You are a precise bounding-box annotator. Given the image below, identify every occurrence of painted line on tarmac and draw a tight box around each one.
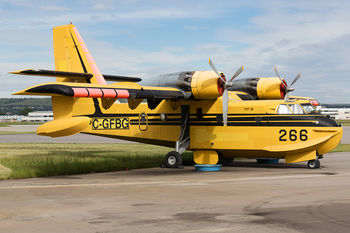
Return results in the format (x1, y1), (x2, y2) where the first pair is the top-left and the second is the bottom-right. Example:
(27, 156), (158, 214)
(0, 173), (349, 189)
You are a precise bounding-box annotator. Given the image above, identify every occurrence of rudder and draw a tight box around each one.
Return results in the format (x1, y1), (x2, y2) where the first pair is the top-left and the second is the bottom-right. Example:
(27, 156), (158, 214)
(53, 24), (107, 85)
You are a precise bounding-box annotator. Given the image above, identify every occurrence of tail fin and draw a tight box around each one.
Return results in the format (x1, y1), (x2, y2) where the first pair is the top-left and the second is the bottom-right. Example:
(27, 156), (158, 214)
(53, 24), (107, 85)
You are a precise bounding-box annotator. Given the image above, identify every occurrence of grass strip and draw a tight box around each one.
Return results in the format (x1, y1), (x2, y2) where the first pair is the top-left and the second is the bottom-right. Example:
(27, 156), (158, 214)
(329, 144), (350, 153)
(0, 131), (36, 135)
(336, 120), (350, 126)
(0, 143), (194, 179)
(0, 122), (42, 127)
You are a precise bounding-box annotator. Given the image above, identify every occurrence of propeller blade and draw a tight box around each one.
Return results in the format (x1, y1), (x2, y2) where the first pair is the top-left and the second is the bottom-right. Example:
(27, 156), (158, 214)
(229, 66), (244, 82)
(222, 89), (228, 126)
(274, 67), (287, 88)
(284, 92), (290, 101)
(208, 58), (221, 77)
(289, 73), (301, 87)
(208, 58), (225, 83)
(274, 67), (281, 79)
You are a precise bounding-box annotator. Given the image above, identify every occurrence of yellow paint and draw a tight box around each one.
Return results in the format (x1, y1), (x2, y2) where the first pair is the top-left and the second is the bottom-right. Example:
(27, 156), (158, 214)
(59, 60), (67, 71)
(257, 77), (283, 99)
(37, 116), (90, 137)
(101, 97), (117, 109)
(285, 150), (316, 163)
(191, 71), (221, 99)
(194, 150), (218, 164)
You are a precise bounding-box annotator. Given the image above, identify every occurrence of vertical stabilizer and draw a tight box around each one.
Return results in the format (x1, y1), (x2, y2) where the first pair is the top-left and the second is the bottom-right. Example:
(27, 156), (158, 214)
(52, 24), (107, 84)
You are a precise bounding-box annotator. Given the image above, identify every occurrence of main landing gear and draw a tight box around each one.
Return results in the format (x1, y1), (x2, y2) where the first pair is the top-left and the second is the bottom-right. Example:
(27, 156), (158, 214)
(165, 151), (183, 168)
(164, 105), (190, 168)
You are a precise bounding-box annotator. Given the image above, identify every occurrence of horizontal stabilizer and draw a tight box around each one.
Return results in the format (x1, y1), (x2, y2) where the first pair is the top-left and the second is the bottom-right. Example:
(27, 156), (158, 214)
(9, 69), (93, 80)
(9, 69), (141, 82)
(103, 74), (141, 82)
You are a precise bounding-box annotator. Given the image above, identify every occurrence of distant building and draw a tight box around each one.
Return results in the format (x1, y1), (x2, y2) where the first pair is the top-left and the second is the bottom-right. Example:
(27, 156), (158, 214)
(21, 111), (53, 122)
(316, 107), (350, 120)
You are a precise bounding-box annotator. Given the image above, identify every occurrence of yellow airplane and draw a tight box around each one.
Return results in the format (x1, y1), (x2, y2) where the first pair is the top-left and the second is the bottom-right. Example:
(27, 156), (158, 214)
(11, 24), (343, 169)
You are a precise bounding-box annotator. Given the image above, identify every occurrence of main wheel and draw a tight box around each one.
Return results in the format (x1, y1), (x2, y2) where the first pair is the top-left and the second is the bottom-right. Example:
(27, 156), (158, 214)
(307, 159), (320, 169)
(165, 151), (182, 168)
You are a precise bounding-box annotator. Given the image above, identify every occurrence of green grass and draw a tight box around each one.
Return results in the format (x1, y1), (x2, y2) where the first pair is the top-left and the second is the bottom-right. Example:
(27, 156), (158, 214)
(0, 143), (194, 180)
(0, 122), (42, 127)
(329, 144), (350, 153)
(0, 131), (36, 135)
(336, 120), (350, 126)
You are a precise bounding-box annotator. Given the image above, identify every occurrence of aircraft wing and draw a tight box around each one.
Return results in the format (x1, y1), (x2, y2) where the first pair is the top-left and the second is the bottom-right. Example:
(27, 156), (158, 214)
(12, 81), (187, 110)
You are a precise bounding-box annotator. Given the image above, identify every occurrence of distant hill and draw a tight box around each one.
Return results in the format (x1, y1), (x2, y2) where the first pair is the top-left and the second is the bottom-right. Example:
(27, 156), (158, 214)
(0, 98), (52, 115)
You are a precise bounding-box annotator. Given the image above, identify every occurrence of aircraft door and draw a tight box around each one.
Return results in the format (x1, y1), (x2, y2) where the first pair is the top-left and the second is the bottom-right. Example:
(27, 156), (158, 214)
(139, 112), (148, 131)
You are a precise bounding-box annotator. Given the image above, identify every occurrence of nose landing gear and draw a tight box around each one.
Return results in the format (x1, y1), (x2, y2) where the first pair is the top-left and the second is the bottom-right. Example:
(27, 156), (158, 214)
(307, 159), (320, 169)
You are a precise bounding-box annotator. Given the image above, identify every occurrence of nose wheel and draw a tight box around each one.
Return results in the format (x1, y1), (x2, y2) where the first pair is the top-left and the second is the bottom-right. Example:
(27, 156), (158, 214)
(307, 159), (320, 169)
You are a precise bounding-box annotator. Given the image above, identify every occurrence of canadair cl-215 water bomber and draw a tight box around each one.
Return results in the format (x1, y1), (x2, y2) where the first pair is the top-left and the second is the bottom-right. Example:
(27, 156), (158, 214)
(11, 24), (343, 169)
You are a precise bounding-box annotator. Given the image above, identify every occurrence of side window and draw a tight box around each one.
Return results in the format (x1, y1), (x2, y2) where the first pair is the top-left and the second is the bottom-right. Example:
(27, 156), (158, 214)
(301, 103), (317, 114)
(289, 104), (304, 114)
(278, 104), (292, 114)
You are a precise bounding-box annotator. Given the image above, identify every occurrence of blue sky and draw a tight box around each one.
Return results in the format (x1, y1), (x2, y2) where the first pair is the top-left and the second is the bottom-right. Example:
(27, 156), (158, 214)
(1, 0), (349, 103)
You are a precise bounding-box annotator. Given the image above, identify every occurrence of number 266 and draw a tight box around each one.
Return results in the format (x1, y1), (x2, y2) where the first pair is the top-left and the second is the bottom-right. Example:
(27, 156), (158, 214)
(279, 129), (308, 141)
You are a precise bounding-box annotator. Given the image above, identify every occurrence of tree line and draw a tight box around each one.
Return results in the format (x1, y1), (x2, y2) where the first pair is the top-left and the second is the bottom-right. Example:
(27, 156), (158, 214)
(0, 98), (52, 116)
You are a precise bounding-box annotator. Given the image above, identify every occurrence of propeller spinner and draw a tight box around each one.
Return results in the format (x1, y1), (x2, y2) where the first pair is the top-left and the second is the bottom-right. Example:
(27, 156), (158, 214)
(208, 58), (244, 126)
(274, 67), (301, 100)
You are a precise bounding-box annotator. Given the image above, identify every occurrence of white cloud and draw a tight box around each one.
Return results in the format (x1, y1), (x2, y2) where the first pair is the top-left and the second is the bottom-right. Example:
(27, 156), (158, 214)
(92, 4), (112, 11)
(184, 26), (198, 30)
(41, 6), (71, 11)
(1, 0), (350, 103)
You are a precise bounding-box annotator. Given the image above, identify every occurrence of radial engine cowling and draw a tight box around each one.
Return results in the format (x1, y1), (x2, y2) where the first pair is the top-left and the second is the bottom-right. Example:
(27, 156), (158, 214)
(191, 71), (223, 99)
(257, 77), (286, 99)
(229, 77), (286, 100)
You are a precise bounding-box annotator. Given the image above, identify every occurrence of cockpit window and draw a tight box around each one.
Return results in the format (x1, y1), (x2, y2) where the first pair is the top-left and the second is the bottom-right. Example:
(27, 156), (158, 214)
(301, 103), (317, 114)
(289, 104), (304, 114)
(278, 104), (292, 114)
(278, 104), (305, 114)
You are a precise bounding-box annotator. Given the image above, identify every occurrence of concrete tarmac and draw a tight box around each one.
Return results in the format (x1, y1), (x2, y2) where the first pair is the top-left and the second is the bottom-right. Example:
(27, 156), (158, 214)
(0, 125), (134, 143)
(0, 152), (350, 233)
(0, 125), (349, 232)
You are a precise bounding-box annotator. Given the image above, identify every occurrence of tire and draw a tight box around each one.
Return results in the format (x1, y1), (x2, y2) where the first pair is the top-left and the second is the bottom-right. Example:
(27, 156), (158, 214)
(165, 151), (182, 168)
(307, 159), (320, 169)
(218, 157), (234, 165)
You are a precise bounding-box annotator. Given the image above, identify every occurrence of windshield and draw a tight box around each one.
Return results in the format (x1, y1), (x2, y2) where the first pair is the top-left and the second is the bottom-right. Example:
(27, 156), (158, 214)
(278, 104), (292, 114)
(301, 103), (317, 114)
(289, 104), (304, 114)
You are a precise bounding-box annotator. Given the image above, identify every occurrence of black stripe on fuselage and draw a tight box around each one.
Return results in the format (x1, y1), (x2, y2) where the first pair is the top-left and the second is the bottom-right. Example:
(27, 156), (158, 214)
(80, 112), (338, 128)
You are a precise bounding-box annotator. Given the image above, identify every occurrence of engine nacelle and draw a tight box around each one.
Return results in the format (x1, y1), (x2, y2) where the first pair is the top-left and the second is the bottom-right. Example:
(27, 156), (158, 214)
(257, 77), (286, 99)
(229, 77), (285, 100)
(191, 71), (222, 99)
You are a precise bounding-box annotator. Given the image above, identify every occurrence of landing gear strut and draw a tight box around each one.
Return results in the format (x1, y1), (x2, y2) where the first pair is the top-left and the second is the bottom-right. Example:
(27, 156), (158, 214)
(307, 159), (320, 169)
(164, 105), (190, 168)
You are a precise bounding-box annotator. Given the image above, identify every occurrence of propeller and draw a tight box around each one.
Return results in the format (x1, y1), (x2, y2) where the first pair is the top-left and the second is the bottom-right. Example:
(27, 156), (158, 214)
(208, 58), (244, 126)
(274, 67), (301, 100)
